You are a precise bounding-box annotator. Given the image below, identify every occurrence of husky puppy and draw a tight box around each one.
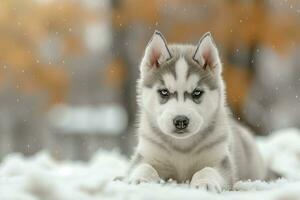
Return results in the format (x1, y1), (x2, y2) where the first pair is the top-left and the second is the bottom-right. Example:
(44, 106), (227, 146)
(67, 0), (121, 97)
(128, 31), (266, 192)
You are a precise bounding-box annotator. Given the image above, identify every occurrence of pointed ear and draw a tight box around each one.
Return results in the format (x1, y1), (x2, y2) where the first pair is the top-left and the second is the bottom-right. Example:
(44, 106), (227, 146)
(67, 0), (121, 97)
(193, 32), (222, 75)
(140, 30), (172, 77)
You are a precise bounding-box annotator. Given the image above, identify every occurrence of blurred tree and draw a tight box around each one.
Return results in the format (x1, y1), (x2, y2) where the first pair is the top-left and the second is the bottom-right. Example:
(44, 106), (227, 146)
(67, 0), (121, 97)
(0, 0), (113, 158)
(0, 0), (94, 106)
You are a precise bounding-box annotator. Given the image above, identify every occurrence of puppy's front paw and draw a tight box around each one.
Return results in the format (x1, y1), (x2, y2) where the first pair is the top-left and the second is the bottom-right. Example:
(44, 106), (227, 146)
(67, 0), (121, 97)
(128, 163), (161, 184)
(190, 179), (222, 193)
(190, 167), (225, 193)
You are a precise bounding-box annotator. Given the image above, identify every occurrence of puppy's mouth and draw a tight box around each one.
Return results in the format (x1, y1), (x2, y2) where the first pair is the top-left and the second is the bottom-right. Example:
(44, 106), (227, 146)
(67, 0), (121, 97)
(170, 129), (194, 139)
(174, 129), (188, 134)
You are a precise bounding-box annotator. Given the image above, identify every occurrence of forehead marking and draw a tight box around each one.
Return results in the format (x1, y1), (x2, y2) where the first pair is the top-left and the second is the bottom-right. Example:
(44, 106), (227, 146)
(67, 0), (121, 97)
(175, 57), (189, 85)
(173, 57), (188, 101)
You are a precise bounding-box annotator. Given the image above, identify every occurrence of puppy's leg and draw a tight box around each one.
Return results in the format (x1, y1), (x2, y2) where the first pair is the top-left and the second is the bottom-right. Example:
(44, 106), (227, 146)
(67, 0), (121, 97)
(128, 163), (161, 184)
(190, 167), (226, 193)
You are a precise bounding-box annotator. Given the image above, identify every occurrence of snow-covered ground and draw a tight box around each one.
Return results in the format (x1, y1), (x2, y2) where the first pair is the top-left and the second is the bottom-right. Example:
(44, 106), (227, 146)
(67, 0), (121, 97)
(1, 128), (300, 200)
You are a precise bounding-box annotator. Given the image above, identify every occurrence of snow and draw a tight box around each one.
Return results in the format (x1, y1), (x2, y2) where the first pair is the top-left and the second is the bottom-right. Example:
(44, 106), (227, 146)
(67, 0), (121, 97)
(1, 128), (300, 199)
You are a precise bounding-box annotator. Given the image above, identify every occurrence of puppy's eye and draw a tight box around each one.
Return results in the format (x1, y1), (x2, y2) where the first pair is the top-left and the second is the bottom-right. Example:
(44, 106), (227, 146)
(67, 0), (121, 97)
(158, 89), (170, 98)
(192, 89), (204, 99)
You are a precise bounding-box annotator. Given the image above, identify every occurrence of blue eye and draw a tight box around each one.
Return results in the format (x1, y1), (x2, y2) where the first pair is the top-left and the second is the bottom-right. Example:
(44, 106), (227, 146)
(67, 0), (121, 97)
(158, 89), (170, 98)
(192, 89), (204, 99)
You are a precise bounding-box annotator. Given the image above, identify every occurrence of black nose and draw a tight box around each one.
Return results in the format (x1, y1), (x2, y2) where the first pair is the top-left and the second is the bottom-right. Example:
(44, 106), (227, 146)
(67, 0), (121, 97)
(173, 115), (189, 131)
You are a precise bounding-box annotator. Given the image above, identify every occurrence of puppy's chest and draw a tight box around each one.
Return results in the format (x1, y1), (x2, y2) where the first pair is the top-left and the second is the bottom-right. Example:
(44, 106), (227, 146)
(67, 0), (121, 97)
(150, 150), (219, 182)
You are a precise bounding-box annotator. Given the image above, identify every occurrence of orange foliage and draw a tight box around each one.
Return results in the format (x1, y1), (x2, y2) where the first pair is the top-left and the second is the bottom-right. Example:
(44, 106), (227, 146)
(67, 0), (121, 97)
(0, 0), (94, 106)
(113, 0), (159, 28)
(104, 58), (126, 88)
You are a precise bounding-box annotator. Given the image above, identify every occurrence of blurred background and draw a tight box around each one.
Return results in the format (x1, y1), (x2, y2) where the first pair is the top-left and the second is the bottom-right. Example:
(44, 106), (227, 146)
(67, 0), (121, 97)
(0, 0), (300, 160)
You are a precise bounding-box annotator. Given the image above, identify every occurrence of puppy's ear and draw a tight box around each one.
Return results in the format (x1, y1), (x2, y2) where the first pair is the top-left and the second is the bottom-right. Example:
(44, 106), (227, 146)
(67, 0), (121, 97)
(140, 30), (172, 77)
(193, 32), (221, 75)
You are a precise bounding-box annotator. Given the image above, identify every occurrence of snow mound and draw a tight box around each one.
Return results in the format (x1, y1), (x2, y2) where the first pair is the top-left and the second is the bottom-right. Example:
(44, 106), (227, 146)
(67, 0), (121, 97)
(1, 128), (300, 200)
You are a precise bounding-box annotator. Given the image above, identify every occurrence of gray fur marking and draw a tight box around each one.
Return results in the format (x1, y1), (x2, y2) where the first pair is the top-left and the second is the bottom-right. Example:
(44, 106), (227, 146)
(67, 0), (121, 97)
(185, 57), (218, 91)
(159, 91), (178, 104)
(184, 91), (202, 104)
(219, 155), (234, 186)
(220, 156), (230, 169)
(194, 134), (227, 154)
(143, 58), (178, 88)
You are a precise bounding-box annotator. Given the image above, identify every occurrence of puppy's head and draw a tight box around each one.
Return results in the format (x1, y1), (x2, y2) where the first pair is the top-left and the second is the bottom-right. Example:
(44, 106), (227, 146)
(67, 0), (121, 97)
(138, 31), (224, 139)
